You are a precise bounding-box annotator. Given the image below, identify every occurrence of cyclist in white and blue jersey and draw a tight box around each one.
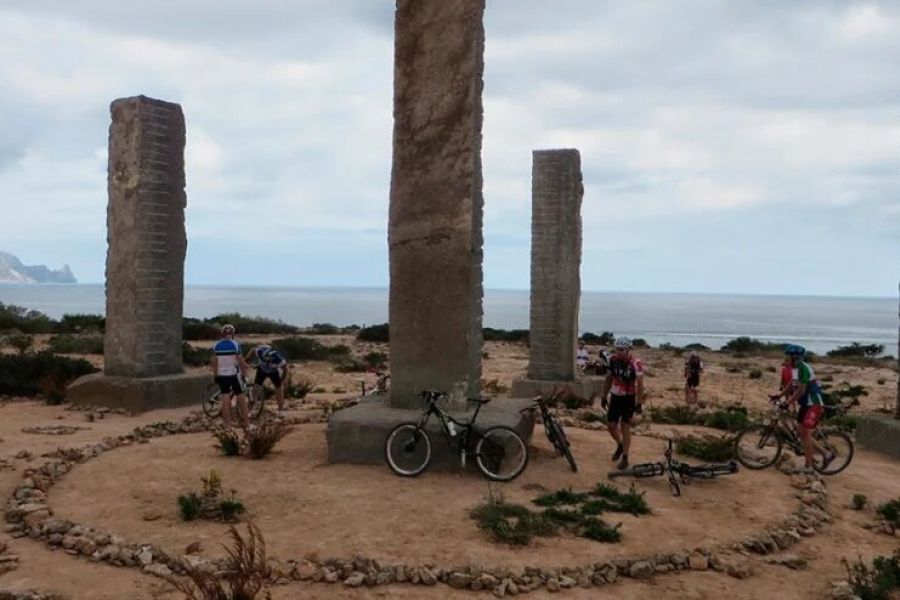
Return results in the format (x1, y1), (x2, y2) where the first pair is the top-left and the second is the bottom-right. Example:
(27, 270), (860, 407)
(248, 344), (290, 413)
(211, 324), (249, 428)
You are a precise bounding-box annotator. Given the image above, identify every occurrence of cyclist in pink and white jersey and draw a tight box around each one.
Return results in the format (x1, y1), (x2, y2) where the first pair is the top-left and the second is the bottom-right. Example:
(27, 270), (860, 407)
(599, 336), (645, 469)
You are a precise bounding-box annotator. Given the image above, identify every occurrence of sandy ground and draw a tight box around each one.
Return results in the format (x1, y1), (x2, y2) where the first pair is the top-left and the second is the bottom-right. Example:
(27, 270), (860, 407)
(0, 338), (898, 599)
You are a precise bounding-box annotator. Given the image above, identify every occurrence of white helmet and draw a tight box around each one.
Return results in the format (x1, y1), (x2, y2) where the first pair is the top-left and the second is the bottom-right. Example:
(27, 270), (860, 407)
(614, 336), (633, 350)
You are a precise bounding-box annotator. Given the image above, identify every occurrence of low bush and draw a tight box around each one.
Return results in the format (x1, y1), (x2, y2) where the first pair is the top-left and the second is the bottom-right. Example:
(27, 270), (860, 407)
(748, 369), (763, 379)
(721, 337), (783, 354)
(245, 418), (294, 459)
(3, 333), (34, 355)
(470, 489), (558, 546)
(632, 338), (650, 348)
(212, 427), (242, 457)
(182, 318), (222, 341)
(307, 322), (339, 335)
(684, 343), (711, 351)
(588, 483), (650, 516)
(0, 303), (54, 334)
(828, 343), (884, 359)
(482, 328), (529, 343)
(582, 331), (615, 346)
(271, 336), (346, 361)
(178, 470), (246, 524)
(178, 492), (203, 521)
(47, 334), (104, 355)
(56, 313), (105, 333)
(876, 499), (900, 529)
(533, 488), (588, 507)
(648, 404), (751, 432)
(362, 351), (388, 369)
(0, 351), (98, 399)
(843, 548), (900, 600)
(166, 521), (272, 600)
(852, 494), (868, 511)
(579, 517), (622, 543)
(182, 342), (212, 367)
(357, 323), (389, 343)
(285, 377), (314, 399)
(675, 433), (737, 461)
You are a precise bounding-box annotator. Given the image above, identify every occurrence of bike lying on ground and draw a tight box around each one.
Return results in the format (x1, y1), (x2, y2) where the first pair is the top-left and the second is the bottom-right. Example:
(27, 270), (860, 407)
(385, 390), (529, 481)
(735, 396), (853, 475)
(202, 372), (265, 420)
(608, 439), (739, 497)
(521, 390), (577, 472)
(360, 371), (391, 397)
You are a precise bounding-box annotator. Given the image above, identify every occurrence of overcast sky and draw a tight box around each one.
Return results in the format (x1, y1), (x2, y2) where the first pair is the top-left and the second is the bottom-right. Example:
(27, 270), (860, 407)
(0, 1), (897, 296)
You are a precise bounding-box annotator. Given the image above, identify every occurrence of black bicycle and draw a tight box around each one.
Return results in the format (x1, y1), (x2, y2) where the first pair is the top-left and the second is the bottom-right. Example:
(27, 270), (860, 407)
(609, 439), (739, 497)
(202, 372), (265, 420)
(735, 397), (854, 475)
(521, 390), (577, 472)
(385, 390), (529, 481)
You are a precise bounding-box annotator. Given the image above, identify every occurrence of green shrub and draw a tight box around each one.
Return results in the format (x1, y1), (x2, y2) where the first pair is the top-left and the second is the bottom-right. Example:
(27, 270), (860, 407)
(703, 407), (751, 432)
(843, 549), (900, 600)
(213, 428), (242, 456)
(684, 343), (710, 351)
(470, 490), (558, 546)
(721, 337), (782, 354)
(852, 494), (868, 511)
(579, 517), (622, 543)
(676, 433), (737, 461)
(56, 314), (105, 333)
(47, 334), (104, 354)
(828, 343), (884, 359)
(482, 328), (529, 343)
(357, 323), (389, 343)
(541, 507), (584, 525)
(3, 333), (34, 355)
(0, 303), (54, 334)
(588, 483), (650, 516)
(361, 351), (388, 369)
(182, 318), (221, 341)
(766, 366), (777, 373)
(219, 498), (246, 522)
(632, 338), (650, 348)
(285, 377), (314, 399)
(748, 369), (763, 379)
(876, 499), (900, 528)
(648, 405), (705, 426)
(209, 313), (297, 335)
(582, 331), (615, 346)
(182, 342), (212, 367)
(332, 356), (367, 373)
(0, 351), (98, 398)
(271, 336), (330, 361)
(580, 411), (607, 424)
(533, 488), (588, 507)
(245, 419), (293, 459)
(308, 322), (339, 334)
(178, 492), (203, 521)
(827, 414), (860, 431)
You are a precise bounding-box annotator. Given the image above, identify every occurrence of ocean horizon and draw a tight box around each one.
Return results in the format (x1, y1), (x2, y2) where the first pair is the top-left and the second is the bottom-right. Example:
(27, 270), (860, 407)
(1, 283), (896, 356)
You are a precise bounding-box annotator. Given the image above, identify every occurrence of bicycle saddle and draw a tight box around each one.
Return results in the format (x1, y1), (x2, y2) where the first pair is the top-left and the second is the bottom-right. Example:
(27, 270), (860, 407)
(467, 396), (492, 405)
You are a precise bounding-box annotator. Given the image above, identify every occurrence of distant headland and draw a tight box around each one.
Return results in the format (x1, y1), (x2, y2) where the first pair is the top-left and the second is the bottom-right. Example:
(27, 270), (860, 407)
(0, 251), (76, 284)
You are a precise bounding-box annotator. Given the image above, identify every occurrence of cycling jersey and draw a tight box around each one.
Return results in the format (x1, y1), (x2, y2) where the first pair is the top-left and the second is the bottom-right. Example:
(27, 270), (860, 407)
(254, 347), (287, 374)
(608, 355), (644, 395)
(576, 348), (590, 367)
(793, 361), (823, 407)
(213, 339), (242, 376)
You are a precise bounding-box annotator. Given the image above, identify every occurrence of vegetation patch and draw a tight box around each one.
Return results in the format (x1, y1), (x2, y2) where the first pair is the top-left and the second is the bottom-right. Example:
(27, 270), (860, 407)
(177, 470), (246, 523)
(675, 433), (737, 461)
(357, 323), (389, 343)
(271, 336), (348, 361)
(828, 343), (884, 359)
(182, 342), (212, 367)
(876, 499), (900, 529)
(0, 351), (98, 400)
(47, 334), (104, 355)
(245, 418), (294, 459)
(843, 548), (900, 600)
(482, 328), (529, 343)
(648, 404), (751, 432)
(852, 494), (868, 511)
(581, 331), (615, 346)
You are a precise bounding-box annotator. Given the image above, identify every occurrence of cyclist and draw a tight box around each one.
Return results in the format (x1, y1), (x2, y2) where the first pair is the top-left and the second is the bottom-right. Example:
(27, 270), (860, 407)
(771, 344), (831, 472)
(599, 336), (645, 470)
(683, 351), (703, 405)
(211, 324), (250, 428)
(247, 344), (290, 413)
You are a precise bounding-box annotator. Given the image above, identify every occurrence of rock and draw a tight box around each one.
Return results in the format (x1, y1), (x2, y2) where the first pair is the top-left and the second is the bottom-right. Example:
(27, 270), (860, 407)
(655, 564), (673, 573)
(323, 568), (339, 583)
(768, 554), (807, 570)
(144, 563), (173, 577)
(506, 579), (519, 595)
(629, 560), (655, 579)
(142, 511), (163, 522)
(61, 535), (77, 550)
(478, 573), (499, 588)
(726, 561), (753, 580)
(798, 527), (816, 537)
(559, 575), (576, 588)
(577, 573), (592, 587)
(24, 509), (50, 530)
(420, 568), (437, 586)
(75, 538), (97, 556)
(184, 541), (203, 555)
(449, 572), (474, 589)
(688, 553), (709, 571)
(268, 559), (294, 580)
(137, 548), (153, 566)
(296, 561), (317, 580)
(344, 572), (365, 587)
(771, 529), (798, 550)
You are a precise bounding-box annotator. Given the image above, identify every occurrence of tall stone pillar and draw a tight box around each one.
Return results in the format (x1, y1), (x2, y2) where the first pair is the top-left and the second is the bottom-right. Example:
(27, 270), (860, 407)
(511, 149), (585, 398)
(104, 96), (186, 377)
(388, 0), (485, 407)
(67, 95), (209, 412)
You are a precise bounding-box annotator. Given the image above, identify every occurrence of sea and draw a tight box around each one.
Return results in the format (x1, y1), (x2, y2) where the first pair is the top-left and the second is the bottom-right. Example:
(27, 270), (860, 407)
(0, 284), (895, 357)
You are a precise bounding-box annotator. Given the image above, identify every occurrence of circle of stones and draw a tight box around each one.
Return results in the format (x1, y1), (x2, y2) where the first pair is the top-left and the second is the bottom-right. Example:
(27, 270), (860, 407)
(3, 412), (833, 596)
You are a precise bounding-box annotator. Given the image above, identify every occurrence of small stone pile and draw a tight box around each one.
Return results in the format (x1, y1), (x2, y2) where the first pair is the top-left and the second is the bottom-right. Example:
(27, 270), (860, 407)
(0, 539), (19, 576)
(0, 590), (66, 600)
(20, 425), (87, 436)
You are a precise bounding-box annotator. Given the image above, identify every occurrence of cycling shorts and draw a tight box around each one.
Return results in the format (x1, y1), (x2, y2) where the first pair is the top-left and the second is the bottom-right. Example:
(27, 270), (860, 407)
(215, 376), (243, 395)
(797, 404), (824, 429)
(255, 369), (283, 387)
(608, 394), (636, 424)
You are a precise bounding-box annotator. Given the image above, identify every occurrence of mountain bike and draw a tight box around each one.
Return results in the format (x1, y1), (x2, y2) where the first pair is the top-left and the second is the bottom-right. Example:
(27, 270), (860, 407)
(609, 439), (739, 497)
(521, 390), (577, 472)
(735, 397), (853, 475)
(202, 372), (265, 420)
(385, 390), (529, 481)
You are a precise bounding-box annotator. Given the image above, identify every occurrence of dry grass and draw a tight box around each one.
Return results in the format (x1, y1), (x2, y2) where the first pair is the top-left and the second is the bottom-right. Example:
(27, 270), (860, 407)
(245, 418), (293, 459)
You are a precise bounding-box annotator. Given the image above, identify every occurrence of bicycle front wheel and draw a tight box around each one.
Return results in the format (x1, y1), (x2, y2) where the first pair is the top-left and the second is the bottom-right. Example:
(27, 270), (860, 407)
(813, 429), (854, 475)
(385, 423), (432, 477)
(736, 425), (782, 470)
(247, 384), (265, 420)
(202, 383), (222, 418)
(547, 416), (578, 473)
(475, 426), (528, 482)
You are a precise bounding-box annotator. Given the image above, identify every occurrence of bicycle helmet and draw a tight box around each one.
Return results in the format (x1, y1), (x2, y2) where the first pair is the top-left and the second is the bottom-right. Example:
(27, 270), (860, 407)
(614, 336), (633, 350)
(783, 343), (805, 357)
(221, 324), (236, 336)
(263, 348), (279, 362)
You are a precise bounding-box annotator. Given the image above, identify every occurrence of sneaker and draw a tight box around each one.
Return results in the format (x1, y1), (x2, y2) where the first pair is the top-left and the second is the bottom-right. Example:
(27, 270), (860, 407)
(617, 455), (629, 470)
(612, 443), (624, 461)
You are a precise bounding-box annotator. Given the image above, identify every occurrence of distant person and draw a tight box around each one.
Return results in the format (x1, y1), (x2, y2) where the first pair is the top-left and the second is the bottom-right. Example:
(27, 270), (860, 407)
(596, 348), (609, 374)
(211, 324), (250, 428)
(576, 339), (591, 371)
(247, 344), (290, 413)
(683, 351), (703, 404)
(771, 344), (832, 472)
(599, 336), (645, 470)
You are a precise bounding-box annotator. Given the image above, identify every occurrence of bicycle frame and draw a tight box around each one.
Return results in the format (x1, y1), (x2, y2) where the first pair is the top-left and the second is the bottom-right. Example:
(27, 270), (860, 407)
(415, 391), (487, 467)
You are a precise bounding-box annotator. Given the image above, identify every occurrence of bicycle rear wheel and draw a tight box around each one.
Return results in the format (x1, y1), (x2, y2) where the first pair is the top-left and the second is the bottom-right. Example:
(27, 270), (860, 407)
(546, 416), (578, 472)
(475, 426), (528, 482)
(385, 423), (432, 477)
(813, 429), (854, 475)
(736, 425), (782, 469)
(202, 383), (222, 418)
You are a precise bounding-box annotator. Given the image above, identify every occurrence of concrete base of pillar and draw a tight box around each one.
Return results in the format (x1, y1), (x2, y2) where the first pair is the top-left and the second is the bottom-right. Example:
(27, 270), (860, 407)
(67, 372), (212, 413)
(510, 377), (605, 400)
(326, 395), (535, 471)
(856, 413), (900, 460)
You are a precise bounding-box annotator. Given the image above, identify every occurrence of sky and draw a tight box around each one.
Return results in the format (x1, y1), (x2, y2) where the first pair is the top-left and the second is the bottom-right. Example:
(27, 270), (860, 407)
(0, 0), (897, 297)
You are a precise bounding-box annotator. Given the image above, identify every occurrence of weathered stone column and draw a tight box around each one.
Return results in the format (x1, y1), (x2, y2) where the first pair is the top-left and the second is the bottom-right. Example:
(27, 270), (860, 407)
(68, 95), (207, 413)
(528, 149), (583, 380)
(510, 149), (585, 399)
(104, 95), (186, 378)
(388, 0), (485, 407)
